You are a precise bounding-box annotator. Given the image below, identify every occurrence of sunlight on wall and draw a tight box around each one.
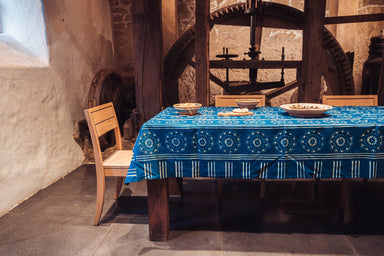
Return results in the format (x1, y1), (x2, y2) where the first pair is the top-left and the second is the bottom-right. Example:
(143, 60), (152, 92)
(0, 0), (49, 66)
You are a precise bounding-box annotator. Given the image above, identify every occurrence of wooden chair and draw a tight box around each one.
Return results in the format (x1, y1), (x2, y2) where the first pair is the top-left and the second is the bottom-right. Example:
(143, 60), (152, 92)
(321, 95), (378, 224)
(215, 94), (266, 107)
(322, 95), (378, 106)
(84, 102), (133, 225)
(214, 95), (266, 198)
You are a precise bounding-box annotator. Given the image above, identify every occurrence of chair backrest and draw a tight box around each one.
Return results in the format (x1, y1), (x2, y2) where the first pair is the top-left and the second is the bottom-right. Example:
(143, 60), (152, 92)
(215, 95), (266, 107)
(84, 102), (122, 168)
(322, 95), (378, 106)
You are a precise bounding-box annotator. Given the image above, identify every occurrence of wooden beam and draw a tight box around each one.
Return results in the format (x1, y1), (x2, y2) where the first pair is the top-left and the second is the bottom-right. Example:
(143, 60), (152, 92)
(210, 60), (302, 69)
(195, 0), (210, 106)
(189, 60), (228, 90)
(132, 0), (163, 124)
(299, 0), (326, 103)
(378, 56), (384, 106)
(266, 81), (299, 99)
(325, 13), (384, 24)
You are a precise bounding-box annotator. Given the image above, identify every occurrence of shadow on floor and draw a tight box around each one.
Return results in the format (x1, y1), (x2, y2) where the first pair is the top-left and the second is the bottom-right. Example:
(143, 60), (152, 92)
(2, 164), (384, 256)
(103, 176), (384, 235)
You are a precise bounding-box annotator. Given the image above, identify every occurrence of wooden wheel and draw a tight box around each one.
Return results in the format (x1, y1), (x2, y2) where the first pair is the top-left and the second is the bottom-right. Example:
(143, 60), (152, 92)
(163, 2), (354, 106)
(88, 69), (135, 149)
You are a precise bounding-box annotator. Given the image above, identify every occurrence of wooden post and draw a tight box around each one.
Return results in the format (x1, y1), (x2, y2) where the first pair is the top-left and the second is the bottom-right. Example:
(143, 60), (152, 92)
(254, 27), (263, 56)
(195, 0), (210, 106)
(147, 179), (169, 241)
(299, 0), (326, 103)
(378, 54), (384, 106)
(132, 0), (163, 124)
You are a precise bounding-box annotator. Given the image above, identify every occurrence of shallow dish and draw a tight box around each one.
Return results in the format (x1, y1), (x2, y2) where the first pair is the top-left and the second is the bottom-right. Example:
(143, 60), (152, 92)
(235, 99), (260, 109)
(280, 103), (333, 117)
(173, 103), (202, 116)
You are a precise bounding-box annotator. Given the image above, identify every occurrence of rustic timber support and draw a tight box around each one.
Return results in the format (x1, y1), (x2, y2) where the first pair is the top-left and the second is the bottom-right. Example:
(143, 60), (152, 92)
(210, 60), (302, 69)
(325, 13), (384, 24)
(147, 179), (170, 241)
(195, 0), (210, 106)
(132, 0), (163, 124)
(299, 0), (326, 103)
(378, 55), (384, 106)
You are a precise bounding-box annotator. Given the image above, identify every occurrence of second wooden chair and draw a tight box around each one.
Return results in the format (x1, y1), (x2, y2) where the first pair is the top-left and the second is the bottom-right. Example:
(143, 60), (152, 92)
(84, 102), (133, 225)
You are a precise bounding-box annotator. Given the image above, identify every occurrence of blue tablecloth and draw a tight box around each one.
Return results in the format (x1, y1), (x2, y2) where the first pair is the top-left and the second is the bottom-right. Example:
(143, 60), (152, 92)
(125, 106), (384, 183)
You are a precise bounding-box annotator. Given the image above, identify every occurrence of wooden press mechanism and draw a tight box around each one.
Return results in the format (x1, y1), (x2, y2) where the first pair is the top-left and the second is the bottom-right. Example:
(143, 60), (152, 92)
(215, 0), (285, 92)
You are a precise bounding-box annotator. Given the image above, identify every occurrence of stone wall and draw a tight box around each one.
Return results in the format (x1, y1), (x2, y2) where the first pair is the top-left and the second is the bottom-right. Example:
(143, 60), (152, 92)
(176, 0), (384, 105)
(177, 0), (304, 106)
(110, 0), (135, 77)
(354, 1), (384, 93)
(0, 0), (116, 216)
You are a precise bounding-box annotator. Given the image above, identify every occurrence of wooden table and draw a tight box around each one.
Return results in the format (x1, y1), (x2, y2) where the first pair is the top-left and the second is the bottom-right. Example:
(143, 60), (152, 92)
(126, 106), (384, 241)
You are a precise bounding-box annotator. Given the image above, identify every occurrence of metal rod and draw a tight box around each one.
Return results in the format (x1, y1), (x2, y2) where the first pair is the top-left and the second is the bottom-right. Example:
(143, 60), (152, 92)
(281, 47), (285, 82)
(250, 15), (257, 47)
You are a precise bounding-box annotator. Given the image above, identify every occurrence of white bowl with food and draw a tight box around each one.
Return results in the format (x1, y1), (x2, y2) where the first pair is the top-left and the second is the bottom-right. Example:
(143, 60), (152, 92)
(173, 103), (202, 116)
(280, 103), (333, 117)
(235, 99), (260, 109)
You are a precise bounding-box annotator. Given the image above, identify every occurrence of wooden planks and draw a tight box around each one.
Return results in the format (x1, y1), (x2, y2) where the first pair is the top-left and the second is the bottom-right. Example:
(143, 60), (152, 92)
(91, 105), (115, 125)
(195, 0), (210, 106)
(323, 95), (377, 106)
(132, 0), (163, 124)
(299, 0), (326, 103)
(322, 95), (378, 106)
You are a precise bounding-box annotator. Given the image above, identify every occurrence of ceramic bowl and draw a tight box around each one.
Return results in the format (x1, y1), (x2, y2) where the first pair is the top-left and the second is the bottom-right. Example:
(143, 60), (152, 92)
(173, 103), (202, 115)
(280, 103), (333, 117)
(235, 99), (260, 109)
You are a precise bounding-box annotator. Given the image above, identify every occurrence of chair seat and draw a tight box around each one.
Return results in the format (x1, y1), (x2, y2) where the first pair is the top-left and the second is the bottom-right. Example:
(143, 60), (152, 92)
(103, 150), (133, 169)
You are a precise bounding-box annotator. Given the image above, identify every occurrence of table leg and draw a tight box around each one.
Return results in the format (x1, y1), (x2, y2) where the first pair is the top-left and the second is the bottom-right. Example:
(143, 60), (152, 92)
(340, 179), (353, 225)
(168, 177), (183, 196)
(147, 179), (170, 241)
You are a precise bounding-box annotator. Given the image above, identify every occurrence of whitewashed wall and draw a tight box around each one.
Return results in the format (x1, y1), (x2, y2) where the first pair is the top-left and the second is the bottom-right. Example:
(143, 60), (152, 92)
(0, 0), (49, 64)
(0, 0), (115, 216)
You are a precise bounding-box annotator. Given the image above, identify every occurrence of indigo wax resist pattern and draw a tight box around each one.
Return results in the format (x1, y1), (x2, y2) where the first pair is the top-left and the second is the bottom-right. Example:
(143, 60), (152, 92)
(125, 106), (384, 183)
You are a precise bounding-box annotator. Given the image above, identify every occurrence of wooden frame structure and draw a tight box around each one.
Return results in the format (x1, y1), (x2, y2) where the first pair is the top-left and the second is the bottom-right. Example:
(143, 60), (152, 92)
(132, 0), (384, 120)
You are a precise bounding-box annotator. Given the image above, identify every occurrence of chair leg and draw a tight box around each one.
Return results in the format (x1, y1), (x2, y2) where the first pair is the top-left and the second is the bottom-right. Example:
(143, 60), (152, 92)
(94, 177), (106, 226)
(114, 177), (124, 200)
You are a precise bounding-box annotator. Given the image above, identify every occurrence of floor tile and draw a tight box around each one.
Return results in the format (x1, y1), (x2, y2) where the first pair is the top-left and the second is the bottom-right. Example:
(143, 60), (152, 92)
(92, 223), (223, 256)
(0, 224), (111, 256)
(345, 235), (384, 256)
(1, 164), (384, 256)
(222, 232), (357, 255)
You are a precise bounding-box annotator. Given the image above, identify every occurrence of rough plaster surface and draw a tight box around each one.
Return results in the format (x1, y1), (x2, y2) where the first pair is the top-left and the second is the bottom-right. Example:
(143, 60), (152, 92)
(0, 0), (49, 65)
(0, 0), (115, 216)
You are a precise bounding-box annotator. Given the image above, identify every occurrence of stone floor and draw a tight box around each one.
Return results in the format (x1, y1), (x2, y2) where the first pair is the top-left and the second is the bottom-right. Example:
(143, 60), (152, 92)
(1, 164), (384, 256)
